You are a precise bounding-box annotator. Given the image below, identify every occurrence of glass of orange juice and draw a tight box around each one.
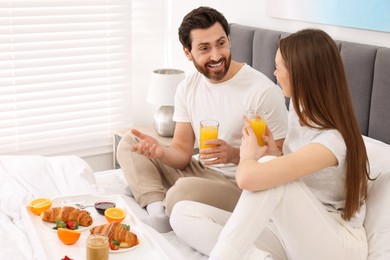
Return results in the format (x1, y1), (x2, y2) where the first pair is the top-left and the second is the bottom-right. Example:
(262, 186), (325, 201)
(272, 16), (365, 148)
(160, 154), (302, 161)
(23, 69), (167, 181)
(199, 119), (219, 149)
(247, 111), (267, 146)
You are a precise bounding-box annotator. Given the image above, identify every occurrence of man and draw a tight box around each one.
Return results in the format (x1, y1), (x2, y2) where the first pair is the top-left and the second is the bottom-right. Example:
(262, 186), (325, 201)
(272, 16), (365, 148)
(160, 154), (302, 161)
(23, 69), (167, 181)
(117, 6), (288, 233)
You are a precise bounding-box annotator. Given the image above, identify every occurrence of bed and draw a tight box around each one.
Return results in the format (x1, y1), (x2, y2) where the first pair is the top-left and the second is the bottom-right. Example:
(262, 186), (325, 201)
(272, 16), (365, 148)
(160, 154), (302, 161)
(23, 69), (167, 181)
(0, 155), (206, 260)
(2, 24), (390, 260)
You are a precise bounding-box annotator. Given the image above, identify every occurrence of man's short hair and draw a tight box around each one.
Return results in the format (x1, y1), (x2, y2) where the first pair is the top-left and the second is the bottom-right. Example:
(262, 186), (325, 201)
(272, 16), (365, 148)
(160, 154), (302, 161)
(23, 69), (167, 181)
(178, 6), (229, 51)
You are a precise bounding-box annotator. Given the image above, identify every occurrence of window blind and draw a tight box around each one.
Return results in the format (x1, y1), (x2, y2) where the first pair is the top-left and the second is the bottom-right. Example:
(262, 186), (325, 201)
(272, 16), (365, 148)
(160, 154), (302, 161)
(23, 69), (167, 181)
(0, 0), (133, 157)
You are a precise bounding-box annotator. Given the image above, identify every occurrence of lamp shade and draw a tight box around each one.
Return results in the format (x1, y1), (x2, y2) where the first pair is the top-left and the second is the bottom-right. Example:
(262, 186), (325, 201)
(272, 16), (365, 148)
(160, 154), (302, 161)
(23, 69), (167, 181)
(147, 69), (185, 106)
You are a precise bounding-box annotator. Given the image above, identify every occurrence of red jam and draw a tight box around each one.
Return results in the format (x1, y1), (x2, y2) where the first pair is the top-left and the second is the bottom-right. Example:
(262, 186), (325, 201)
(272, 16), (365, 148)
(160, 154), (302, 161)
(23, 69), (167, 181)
(94, 201), (116, 215)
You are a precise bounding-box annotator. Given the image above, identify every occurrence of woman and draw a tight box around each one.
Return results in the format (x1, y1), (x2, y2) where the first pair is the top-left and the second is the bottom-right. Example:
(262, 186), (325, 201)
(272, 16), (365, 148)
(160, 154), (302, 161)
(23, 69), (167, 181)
(170, 29), (370, 260)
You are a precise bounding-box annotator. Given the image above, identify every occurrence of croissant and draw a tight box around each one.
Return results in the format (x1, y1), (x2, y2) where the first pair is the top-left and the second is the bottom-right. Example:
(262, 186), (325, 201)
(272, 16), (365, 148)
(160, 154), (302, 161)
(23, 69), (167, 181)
(90, 222), (139, 248)
(41, 206), (93, 226)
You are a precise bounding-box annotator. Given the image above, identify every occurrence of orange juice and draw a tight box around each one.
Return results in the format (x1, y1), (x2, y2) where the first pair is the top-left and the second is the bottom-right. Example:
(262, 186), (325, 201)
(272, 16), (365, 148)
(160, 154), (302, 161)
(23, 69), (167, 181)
(247, 111), (267, 146)
(249, 118), (267, 146)
(200, 127), (219, 149)
(200, 120), (219, 149)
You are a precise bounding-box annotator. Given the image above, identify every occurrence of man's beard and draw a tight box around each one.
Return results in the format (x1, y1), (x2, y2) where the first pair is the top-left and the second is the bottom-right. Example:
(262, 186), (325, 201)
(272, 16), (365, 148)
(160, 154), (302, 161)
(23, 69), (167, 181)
(193, 54), (232, 81)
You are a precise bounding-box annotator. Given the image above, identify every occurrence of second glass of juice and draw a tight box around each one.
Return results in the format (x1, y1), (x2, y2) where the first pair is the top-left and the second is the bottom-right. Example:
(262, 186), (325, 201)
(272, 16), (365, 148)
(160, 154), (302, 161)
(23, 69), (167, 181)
(247, 111), (267, 146)
(199, 119), (219, 149)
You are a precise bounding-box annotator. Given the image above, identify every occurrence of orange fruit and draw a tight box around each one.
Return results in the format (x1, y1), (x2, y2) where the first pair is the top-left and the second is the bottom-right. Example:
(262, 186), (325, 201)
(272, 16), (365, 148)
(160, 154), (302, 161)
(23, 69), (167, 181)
(28, 198), (52, 215)
(104, 207), (126, 223)
(57, 228), (81, 245)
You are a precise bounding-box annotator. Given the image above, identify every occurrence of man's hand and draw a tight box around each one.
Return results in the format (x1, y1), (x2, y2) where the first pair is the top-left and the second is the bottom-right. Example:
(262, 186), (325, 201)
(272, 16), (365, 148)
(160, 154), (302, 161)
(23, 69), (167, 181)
(130, 129), (165, 159)
(199, 139), (239, 165)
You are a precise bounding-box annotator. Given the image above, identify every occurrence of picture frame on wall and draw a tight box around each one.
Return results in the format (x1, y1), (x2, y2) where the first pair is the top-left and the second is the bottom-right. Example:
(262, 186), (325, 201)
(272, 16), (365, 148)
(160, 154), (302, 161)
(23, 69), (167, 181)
(266, 0), (390, 33)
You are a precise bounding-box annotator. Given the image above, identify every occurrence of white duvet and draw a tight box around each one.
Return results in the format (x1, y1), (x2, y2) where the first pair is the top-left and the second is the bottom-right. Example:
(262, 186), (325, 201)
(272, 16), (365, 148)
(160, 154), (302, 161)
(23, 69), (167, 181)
(0, 155), (205, 260)
(0, 155), (97, 260)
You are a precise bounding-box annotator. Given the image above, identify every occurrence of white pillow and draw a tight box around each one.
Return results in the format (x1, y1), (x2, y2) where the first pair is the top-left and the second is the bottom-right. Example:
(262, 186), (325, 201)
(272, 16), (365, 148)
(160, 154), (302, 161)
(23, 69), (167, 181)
(362, 136), (390, 260)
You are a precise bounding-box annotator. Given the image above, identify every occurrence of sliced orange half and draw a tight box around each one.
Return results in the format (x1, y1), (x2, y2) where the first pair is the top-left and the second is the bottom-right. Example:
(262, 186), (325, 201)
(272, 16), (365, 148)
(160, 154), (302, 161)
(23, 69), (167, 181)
(104, 207), (126, 223)
(28, 198), (52, 215)
(57, 228), (81, 245)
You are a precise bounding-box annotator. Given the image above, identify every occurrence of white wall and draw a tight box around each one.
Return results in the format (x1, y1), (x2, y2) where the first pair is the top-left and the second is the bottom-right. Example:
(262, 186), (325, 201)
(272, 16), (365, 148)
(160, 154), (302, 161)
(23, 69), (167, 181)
(86, 0), (390, 171)
(131, 0), (169, 127)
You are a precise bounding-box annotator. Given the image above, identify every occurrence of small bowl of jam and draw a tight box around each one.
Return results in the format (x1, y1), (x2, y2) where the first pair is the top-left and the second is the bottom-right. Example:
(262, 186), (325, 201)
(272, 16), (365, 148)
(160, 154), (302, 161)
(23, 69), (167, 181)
(94, 201), (116, 215)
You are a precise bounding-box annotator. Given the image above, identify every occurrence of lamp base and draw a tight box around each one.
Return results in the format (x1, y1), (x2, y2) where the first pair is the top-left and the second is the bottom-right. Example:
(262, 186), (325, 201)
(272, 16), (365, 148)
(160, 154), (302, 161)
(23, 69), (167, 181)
(153, 106), (176, 137)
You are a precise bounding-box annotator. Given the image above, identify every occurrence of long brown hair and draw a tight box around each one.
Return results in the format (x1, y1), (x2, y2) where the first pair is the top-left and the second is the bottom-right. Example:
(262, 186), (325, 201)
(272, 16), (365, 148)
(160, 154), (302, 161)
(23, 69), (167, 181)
(279, 29), (369, 220)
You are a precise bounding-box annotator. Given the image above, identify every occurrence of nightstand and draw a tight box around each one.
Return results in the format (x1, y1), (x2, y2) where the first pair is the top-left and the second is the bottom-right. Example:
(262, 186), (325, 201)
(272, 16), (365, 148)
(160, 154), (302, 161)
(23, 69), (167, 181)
(112, 125), (173, 169)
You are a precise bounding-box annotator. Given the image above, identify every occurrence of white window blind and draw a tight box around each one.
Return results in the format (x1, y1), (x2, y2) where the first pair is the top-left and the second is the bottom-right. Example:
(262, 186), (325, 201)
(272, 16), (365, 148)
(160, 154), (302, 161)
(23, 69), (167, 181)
(0, 0), (133, 157)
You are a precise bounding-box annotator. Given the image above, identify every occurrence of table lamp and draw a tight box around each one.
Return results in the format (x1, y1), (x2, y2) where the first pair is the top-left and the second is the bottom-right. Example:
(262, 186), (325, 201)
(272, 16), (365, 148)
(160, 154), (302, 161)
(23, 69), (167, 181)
(147, 68), (185, 137)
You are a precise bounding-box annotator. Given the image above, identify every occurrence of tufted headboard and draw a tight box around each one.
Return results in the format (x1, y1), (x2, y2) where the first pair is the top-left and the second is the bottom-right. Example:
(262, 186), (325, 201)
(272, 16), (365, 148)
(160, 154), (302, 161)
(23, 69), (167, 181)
(229, 23), (390, 145)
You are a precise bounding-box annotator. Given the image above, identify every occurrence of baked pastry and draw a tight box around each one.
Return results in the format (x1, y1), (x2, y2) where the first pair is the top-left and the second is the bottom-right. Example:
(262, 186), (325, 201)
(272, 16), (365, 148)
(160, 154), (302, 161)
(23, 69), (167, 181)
(41, 206), (92, 226)
(90, 222), (139, 248)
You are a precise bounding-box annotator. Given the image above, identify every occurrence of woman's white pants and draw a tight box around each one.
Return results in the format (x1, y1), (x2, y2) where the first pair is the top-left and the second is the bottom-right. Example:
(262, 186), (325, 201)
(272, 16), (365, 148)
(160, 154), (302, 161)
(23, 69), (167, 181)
(170, 180), (367, 260)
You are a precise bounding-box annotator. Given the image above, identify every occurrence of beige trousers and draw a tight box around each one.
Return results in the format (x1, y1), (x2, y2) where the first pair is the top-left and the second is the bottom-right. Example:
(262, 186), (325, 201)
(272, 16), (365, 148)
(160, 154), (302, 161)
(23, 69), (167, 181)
(116, 131), (242, 215)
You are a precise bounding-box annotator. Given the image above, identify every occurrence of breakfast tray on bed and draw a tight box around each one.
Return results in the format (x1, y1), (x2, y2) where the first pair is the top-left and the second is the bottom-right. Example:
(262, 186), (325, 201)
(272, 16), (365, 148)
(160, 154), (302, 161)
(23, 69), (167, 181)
(21, 194), (171, 260)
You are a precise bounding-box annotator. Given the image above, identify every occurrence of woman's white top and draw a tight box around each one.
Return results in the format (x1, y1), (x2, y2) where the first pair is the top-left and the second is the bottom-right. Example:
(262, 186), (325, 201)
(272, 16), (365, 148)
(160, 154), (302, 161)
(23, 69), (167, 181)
(283, 103), (365, 227)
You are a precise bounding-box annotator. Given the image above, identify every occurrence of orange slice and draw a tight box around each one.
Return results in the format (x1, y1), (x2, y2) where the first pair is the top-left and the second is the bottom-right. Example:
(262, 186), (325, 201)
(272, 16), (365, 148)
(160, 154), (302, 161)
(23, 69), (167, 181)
(28, 198), (52, 215)
(104, 207), (126, 223)
(57, 228), (81, 245)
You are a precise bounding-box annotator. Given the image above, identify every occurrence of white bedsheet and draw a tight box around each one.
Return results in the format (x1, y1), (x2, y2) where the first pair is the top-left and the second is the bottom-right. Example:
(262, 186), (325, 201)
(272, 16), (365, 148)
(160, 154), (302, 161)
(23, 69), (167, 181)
(94, 169), (208, 260)
(0, 155), (206, 260)
(0, 155), (97, 260)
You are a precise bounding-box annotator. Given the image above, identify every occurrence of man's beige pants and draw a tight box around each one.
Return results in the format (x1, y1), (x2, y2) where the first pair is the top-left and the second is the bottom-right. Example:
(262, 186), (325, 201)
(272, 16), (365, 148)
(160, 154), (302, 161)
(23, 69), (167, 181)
(116, 131), (242, 215)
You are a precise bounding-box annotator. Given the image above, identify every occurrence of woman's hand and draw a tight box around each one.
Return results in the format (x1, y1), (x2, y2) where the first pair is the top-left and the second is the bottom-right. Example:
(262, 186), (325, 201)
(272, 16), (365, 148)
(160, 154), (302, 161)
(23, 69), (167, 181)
(262, 127), (282, 157)
(240, 116), (268, 161)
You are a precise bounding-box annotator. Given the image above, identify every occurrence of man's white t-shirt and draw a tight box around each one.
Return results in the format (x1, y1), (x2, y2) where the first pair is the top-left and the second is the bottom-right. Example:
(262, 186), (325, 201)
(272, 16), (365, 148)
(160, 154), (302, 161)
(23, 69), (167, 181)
(173, 64), (288, 178)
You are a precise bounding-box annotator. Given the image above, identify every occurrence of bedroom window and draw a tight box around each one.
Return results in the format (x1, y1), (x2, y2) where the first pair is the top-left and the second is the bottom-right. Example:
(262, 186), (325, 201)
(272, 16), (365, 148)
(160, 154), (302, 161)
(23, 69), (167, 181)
(0, 0), (133, 157)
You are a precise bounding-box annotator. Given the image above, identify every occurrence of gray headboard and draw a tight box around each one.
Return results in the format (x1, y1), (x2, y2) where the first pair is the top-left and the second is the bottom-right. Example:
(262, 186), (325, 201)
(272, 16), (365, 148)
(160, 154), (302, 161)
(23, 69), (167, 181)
(230, 23), (390, 145)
